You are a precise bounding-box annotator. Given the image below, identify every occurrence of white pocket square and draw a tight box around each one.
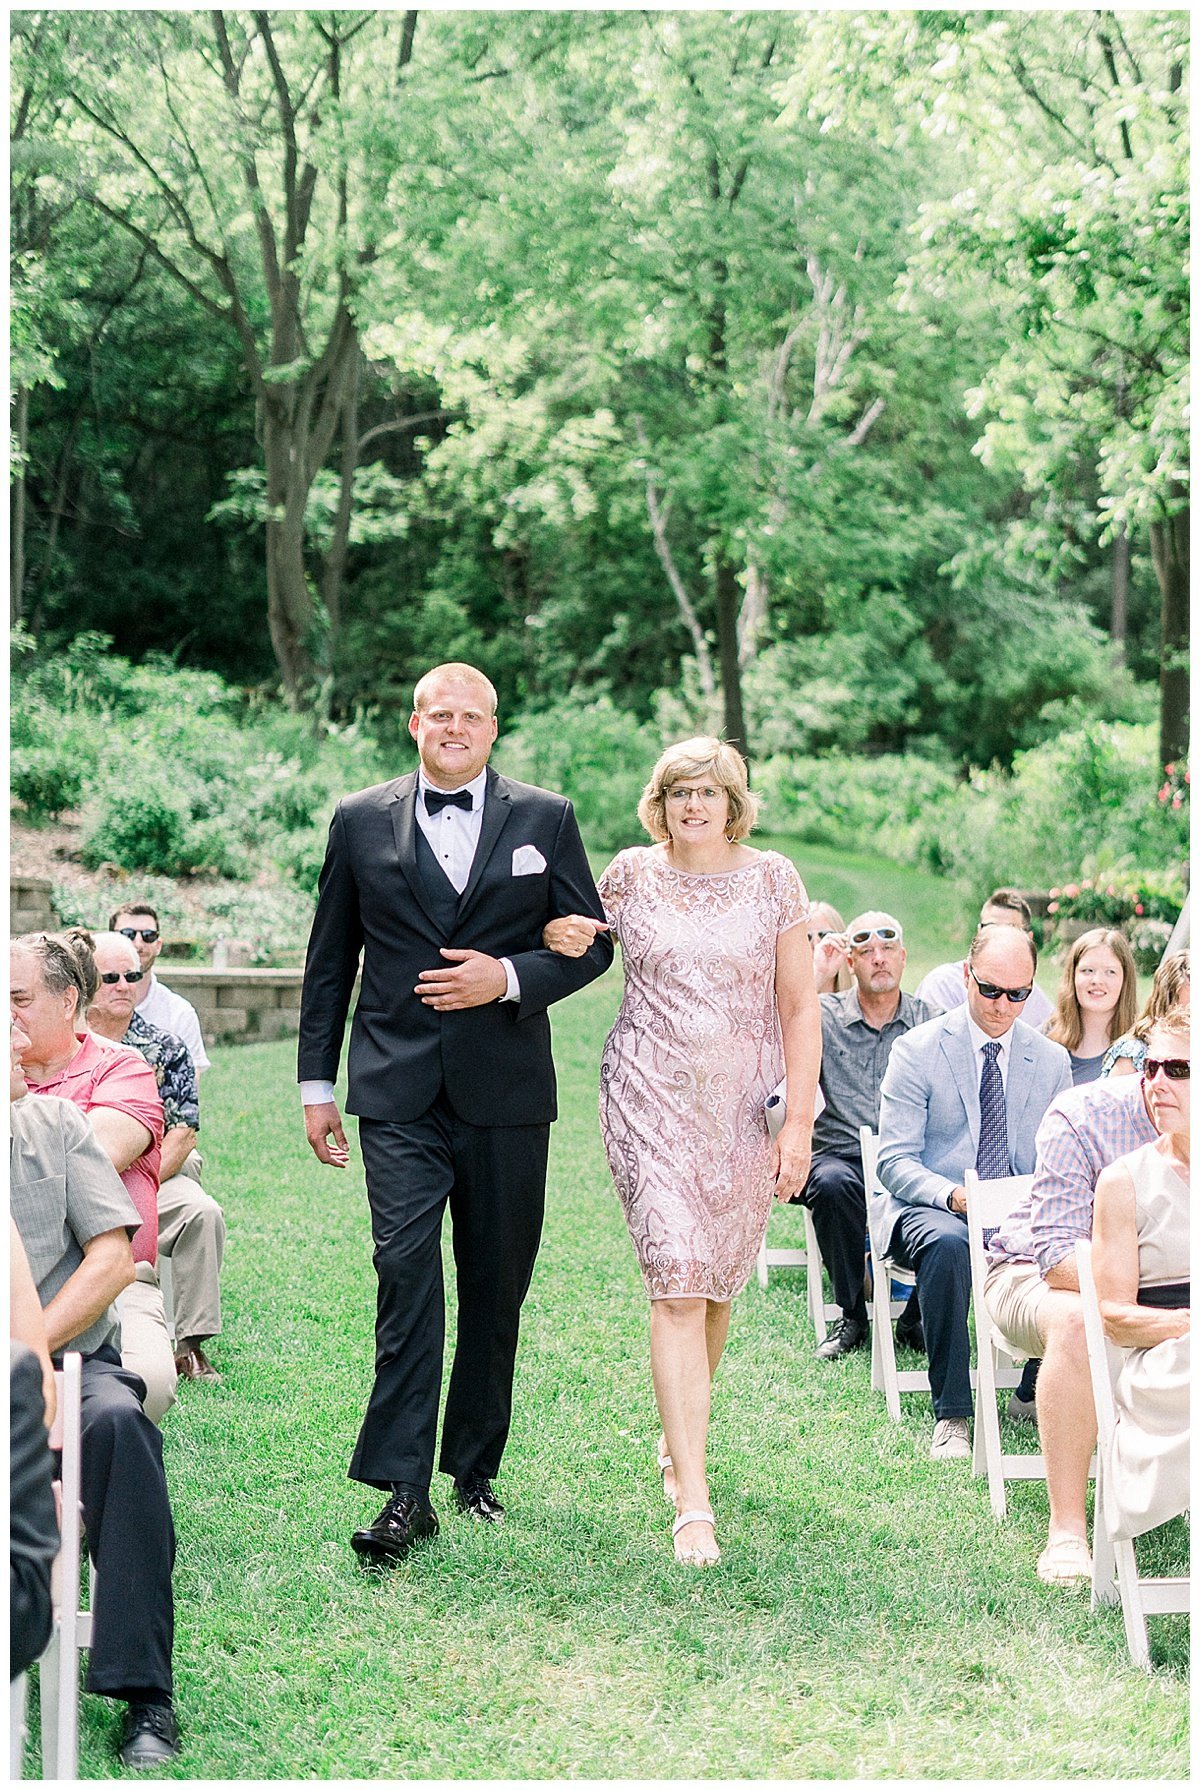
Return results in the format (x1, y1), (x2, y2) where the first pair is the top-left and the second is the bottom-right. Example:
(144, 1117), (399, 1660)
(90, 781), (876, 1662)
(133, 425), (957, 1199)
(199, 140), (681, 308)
(512, 845), (547, 876)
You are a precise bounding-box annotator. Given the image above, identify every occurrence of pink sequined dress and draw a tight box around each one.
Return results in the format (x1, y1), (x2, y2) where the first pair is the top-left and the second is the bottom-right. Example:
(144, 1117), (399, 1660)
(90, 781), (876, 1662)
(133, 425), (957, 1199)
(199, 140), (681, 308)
(597, 846), (810, 1300)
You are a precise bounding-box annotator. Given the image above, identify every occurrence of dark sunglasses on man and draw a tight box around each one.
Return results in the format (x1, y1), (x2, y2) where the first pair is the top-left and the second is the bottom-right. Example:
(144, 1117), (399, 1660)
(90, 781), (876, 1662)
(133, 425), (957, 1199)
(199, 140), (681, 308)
(969, 967), (1033, 1004)
(99, 969), (145, 985)
(1143, 1057), (1190, 1082)
(118, 927), (159, 944)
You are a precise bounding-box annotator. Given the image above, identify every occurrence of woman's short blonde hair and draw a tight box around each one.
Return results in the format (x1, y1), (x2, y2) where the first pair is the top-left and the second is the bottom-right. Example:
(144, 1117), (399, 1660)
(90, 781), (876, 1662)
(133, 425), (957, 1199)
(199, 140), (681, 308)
(637, 737), (759, 844)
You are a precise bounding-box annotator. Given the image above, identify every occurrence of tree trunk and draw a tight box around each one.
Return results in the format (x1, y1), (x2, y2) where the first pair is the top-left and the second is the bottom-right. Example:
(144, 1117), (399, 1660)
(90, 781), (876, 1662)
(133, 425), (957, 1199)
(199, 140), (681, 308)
(1148, 498), (1189, 768)
(320, 340), (362, 666)
(1109, 523), (1129, 663)
(714, 553), (748, 758)
(263, 401), (318, 703)
(12, 386), (29, 624)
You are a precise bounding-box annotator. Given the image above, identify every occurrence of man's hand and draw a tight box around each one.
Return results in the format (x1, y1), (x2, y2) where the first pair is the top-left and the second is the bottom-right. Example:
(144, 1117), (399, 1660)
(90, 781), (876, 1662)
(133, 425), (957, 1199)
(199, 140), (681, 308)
(948, 1185), (967, 1216)
(305, 1101), (350, 1168)
(543, 914), (610, 957)
(771, 1122), (812, 1205)
(416, 949), (508, 1009)
(812, 932), (851, 987)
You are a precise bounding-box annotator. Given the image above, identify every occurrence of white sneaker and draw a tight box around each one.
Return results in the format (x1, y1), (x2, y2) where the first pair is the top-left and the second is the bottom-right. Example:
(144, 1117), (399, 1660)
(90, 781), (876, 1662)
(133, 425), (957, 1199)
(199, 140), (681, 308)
(929, 1417), (971, 1460)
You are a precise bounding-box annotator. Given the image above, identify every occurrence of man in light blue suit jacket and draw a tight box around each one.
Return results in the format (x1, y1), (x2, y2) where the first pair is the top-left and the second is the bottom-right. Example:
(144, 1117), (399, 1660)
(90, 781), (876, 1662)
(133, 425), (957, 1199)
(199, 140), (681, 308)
(875, 925), (1072, 1458)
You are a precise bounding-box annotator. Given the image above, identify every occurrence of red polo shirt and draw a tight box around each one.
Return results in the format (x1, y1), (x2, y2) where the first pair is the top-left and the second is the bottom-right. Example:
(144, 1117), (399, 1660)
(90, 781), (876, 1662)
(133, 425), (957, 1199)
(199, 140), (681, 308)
(32, 1031), (164, 1264)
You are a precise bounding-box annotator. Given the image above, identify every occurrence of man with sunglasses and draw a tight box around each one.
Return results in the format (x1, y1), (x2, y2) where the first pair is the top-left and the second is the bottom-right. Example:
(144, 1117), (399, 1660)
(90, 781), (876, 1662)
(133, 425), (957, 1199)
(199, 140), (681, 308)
(915, 888), (1054, 1030)
(981, 1011), (1171, 1586)
(789, 912), (939, 1360)
(109, 904), (211, 1080)
(876, 925), (1072, 1460)
(88, 932), (226, 1390)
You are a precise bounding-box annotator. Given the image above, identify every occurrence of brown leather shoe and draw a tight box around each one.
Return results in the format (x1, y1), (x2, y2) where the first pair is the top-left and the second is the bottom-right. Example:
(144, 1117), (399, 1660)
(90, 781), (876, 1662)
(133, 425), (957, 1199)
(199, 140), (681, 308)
(174, 1342), (222, 1383)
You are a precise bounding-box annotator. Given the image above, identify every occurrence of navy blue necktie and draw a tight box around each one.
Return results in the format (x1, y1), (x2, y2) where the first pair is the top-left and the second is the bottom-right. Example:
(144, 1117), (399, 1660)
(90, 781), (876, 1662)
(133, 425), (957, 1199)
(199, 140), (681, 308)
(975, 1040), (1010, 1179)
(424, 788), (472, 815)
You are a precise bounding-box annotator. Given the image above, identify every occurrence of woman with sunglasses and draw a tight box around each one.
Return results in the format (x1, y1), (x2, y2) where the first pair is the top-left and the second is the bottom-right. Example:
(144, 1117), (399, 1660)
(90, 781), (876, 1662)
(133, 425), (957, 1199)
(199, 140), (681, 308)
(541, 737), (821, 1566)
(1090, 1007), (1190, 1540)
(1103, 949), (1190, 1079)
(1043, 927), (1138, 1086)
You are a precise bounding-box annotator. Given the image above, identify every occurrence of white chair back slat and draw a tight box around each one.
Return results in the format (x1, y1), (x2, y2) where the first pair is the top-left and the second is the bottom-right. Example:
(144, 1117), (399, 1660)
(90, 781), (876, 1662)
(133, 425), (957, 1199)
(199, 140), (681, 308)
(40, 1351), (85, 1781)
(862, 1127), (925, 1419)
(964, 1169), (1043, 1516)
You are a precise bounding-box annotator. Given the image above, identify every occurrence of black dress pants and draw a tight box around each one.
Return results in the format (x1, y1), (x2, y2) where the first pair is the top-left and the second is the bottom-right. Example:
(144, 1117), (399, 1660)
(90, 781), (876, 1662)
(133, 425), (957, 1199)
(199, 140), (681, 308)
(792, 1153), (868, 1321)
(351, 1091), (550, 1493)
(888, 1206), (973, 1420)
(77, 1348), (175, 1701)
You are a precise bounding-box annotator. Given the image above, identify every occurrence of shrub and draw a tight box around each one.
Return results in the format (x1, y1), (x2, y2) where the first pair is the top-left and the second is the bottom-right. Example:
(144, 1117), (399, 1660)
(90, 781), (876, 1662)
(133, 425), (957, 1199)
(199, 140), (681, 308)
(495, 695), (662, 852)
(753, 750), (960, 860)
(11, 746), (85, 819)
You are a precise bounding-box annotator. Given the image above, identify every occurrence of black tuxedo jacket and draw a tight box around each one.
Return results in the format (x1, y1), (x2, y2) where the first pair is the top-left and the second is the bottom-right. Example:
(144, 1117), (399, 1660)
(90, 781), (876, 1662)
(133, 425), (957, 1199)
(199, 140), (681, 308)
(297, 766), (614, 1125)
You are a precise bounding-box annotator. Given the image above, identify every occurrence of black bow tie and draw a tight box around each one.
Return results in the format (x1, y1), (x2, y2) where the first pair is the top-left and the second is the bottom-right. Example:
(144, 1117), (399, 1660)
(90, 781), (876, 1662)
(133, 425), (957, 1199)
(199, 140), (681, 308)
(424, 787), (473, 815)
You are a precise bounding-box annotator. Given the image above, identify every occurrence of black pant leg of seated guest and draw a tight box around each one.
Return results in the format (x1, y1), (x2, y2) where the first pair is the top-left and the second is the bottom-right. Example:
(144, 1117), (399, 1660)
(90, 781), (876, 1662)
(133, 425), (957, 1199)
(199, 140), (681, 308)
(78, 1349), (175, 1702)
(439, 1116), (551, 1484)
(889, 1207), (973, 1421)
(351, 1102), (459, 1493)
(10, 1347), (59, 1678)
(794, 1154), (869, 1321)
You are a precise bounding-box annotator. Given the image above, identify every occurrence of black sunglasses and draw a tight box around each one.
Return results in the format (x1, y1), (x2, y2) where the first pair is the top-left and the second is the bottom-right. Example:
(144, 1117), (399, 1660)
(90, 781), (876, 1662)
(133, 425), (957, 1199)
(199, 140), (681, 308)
(99, 969), (144, 985)
(969, 967), (1033, 1003)
(1143, 1057), (1190, 1082)
(118, 927), (159, 944)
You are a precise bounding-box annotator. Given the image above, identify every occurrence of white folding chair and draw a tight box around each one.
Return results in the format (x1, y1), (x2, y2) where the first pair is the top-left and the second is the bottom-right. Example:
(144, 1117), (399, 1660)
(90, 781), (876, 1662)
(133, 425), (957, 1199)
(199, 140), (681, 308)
(964, 1168), (1044, 1517)
(1076, 1240), (1189, 1671)
(11, 1673), (29, 1779)
(756, 1082), (839, 1340)
(39, 1351), (93, 1781)
(158, 1253), (177, 1345)
(862, 1127), (930, 1420)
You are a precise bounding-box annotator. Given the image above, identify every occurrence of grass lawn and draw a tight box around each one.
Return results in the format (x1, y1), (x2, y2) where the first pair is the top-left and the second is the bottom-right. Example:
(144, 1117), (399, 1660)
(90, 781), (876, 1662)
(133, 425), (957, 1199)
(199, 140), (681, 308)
(46, 846), (1186, 1778)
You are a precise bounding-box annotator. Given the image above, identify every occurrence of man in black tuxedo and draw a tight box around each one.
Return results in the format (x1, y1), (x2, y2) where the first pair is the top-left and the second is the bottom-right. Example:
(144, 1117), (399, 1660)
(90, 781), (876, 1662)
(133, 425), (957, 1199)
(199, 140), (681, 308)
(298, 662), (613, 1564)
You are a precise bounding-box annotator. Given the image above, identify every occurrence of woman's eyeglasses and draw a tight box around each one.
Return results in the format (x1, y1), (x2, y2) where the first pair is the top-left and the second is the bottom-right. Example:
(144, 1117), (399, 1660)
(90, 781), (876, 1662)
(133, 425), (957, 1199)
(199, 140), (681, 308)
(665, 786), (723, 804)
(1143, 1057), (1190, 1082)
(99, 970), (144, 985)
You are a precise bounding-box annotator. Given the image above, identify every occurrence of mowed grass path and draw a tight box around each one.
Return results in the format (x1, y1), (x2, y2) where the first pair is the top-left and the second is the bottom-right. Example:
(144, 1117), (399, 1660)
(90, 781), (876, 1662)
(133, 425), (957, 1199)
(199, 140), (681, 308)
(71, 844), (1185, 1777)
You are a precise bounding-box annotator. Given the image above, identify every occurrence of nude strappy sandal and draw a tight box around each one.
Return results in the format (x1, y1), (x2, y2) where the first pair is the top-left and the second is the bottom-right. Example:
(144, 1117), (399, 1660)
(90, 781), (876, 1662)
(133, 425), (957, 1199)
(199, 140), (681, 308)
(672, 1508), (720, 1566)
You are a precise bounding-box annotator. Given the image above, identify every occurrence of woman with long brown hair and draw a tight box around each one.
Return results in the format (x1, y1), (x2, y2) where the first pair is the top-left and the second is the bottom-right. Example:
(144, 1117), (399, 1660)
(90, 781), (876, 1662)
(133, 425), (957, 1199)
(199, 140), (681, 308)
(1043, 927), (1138, 1085)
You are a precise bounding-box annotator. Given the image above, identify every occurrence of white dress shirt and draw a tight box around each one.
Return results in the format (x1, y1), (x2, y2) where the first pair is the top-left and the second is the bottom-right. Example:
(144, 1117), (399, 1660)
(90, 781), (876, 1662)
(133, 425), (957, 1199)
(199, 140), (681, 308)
(300, 769), (518, 1108)
(965, 1012), (1013, 1091)
(137, 973), (211, 1075)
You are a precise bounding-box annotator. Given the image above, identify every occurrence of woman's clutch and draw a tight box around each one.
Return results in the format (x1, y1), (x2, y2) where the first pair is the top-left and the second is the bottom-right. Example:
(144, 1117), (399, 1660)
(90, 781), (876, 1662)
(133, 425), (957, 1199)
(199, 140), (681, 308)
(765, 1078), (825, 1140)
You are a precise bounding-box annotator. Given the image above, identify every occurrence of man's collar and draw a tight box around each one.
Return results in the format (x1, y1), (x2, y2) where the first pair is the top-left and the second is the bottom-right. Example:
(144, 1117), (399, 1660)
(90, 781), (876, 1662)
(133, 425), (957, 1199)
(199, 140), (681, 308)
(417, 766), (487, 809)
(965, 1012), (1014, 1056)
(841, 984), (904, 1030)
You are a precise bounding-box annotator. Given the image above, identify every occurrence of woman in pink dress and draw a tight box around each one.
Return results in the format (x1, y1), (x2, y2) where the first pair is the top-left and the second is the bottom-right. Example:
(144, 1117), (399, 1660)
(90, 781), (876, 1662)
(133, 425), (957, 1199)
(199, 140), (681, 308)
(545, 738), (821, 1565)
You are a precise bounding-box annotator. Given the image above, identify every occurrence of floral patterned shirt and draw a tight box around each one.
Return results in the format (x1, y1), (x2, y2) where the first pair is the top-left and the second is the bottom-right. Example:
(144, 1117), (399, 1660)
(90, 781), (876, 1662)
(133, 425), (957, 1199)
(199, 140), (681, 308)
(123, 1010), (201, 1133)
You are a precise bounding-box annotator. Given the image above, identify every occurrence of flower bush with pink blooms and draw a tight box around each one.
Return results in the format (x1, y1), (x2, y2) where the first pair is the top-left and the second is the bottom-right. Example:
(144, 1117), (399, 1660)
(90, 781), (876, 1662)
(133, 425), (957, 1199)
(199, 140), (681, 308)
(1046, 867), (1185, 930)
(1157, 760), (1190, 812)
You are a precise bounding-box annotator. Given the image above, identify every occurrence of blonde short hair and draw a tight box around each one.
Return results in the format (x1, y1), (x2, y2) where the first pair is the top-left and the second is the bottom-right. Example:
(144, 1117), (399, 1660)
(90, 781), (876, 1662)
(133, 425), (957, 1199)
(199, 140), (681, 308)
(412, 663), (498, 716)
(637, 737), (759, 843)
(1142, 950), (1190, 1024)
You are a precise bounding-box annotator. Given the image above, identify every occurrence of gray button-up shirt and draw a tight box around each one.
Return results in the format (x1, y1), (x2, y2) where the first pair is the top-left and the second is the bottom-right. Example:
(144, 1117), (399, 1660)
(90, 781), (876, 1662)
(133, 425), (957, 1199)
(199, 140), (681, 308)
(10, 1094), (141, 1356)
(812, 987), (941, 1160)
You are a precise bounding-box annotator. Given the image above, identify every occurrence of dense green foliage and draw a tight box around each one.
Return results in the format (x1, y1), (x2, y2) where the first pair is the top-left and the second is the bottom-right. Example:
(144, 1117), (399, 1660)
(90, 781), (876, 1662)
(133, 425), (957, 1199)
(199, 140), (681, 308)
(11, 10), (1187, 767)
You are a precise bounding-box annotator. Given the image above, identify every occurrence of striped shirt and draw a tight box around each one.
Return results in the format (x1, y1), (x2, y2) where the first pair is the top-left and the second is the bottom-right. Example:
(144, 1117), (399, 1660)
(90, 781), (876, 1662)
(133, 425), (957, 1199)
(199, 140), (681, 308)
(988, 1074), (1156, 1274)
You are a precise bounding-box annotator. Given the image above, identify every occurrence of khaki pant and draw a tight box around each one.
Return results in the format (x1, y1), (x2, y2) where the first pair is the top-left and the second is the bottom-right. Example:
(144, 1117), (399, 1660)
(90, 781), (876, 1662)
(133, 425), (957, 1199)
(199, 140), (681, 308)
(982, 1256), (1053, 1362)
(116, 1265), (178, 1424)
(158, 1154), (225, 1344)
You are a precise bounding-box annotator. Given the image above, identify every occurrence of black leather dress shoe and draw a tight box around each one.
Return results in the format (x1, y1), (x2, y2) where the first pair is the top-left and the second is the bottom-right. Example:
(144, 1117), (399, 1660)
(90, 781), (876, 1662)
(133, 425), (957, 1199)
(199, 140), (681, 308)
(118, 1700), (180, 1768)
(815, 1315), (869, 1361)
(350, 1493), (439, 1566)
(895, 1310), (926, 1354)
(453, 1475), (505, 1523)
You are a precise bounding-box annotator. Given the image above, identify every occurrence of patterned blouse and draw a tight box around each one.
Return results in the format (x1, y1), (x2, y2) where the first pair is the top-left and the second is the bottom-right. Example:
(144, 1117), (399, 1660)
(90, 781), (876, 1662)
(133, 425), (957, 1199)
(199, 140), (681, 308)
(124, 1010), (201, 1132)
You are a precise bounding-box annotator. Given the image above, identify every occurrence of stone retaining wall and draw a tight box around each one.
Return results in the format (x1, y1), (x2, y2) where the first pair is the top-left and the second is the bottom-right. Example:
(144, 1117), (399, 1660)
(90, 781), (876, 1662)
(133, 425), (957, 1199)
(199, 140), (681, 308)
(10, 875), (56, 934)
(156, 966), (306, 1048)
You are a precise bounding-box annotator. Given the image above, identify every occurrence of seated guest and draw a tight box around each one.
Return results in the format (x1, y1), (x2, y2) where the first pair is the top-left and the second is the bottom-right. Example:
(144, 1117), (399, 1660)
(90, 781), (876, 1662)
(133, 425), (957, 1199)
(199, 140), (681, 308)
(1104, 949), (1190, 1079)
(110, 904), (210, 1080)
(790, 911), (939, 1359)
(10, 1222), (58, 1682)
(1043, 928), (1137, 1086)
(876, 923), (1072, 1459)
(10, 931), (175, 1423)
(983, 1027), (1161, 1585)
(808, 901), (853, 995)
(10, 1018), (180, 1767)
(87, 932), (226, 1386)
(1091, 1009), (1189, 1540)
(916, 888), (1054, 1029)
